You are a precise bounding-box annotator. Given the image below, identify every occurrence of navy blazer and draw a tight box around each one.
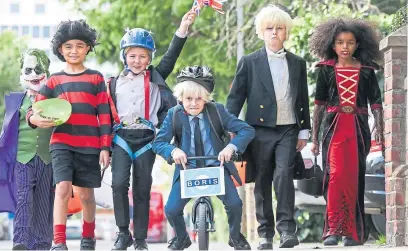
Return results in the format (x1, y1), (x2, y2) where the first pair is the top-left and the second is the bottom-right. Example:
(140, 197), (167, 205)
(152, 102), (255, 185)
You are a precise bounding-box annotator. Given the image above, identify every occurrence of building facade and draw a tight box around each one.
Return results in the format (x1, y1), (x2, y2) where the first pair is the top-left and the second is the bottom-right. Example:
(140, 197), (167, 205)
(0, 0), (117, 76)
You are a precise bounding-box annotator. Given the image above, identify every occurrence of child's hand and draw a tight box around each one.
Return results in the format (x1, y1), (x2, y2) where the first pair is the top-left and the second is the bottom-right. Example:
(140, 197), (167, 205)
(218, 145), (235, 167)
(29, 108), (55, 128)
(178, 9), (196, 35)
(100, 150), (110, 171)
(172, 148), (187, 169)
(296, 139), (307, 152)
(310, 142), (320, 156)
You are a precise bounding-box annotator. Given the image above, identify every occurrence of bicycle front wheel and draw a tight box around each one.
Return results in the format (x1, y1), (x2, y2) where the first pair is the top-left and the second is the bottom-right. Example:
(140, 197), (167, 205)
(198, 203), (209, 250)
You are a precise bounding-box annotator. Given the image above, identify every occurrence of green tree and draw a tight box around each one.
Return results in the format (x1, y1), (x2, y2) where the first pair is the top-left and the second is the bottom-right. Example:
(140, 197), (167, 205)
(287, 0), (393, 107)
(0, 32), (27, 128)
(371, 0), (407, 15)
(65, 0), (393, 105)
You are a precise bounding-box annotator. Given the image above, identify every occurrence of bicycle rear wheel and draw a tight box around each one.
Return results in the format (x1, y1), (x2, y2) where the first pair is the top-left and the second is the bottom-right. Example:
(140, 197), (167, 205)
(198, 203), (209, 250)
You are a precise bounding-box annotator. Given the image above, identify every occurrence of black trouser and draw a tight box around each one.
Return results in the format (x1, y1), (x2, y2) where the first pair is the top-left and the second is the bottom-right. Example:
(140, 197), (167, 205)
(249, 124), (299, 238)
(111, 129), (155, 240)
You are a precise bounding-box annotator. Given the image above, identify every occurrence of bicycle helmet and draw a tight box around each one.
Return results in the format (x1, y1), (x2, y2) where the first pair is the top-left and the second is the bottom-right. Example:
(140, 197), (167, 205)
(119, 28), (156, 66)
(176, 65), (215, 93)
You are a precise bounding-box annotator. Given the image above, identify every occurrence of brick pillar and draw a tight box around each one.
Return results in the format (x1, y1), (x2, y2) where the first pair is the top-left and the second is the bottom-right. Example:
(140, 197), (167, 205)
(379, 26), (407, 246)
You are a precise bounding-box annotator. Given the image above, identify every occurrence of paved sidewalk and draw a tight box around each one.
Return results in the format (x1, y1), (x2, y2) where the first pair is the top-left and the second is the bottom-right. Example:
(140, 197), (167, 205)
(0, 240), (407, 250)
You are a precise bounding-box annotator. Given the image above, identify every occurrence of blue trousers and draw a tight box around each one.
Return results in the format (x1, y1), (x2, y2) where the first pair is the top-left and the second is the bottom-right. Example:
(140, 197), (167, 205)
(165, 173), (242, 240)
(13, 155), (54, 250)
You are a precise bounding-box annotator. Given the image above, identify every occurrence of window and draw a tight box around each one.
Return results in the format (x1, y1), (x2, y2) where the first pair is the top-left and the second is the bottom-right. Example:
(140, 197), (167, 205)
(11, 26), (19, 35)
(1, 26), (8, 32)
(43, 26), (50, 38)
(35, 4), (45, 14)
(10, 3), (20, 13)
(33, 26), (40, 38)
(22, 26), (29, 35)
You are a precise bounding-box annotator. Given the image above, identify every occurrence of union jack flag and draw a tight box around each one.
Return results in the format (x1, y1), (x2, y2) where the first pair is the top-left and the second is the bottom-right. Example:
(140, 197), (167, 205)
(193, 0), (226, 15)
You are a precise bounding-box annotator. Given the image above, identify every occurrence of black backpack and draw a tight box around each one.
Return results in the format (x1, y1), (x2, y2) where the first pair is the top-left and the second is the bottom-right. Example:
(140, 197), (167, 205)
(171, 102), (230, 147)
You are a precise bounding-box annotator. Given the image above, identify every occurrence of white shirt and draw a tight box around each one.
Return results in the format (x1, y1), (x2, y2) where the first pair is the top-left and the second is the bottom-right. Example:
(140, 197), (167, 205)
(265, 47), (309, 140)
(116, 71), (161, 129)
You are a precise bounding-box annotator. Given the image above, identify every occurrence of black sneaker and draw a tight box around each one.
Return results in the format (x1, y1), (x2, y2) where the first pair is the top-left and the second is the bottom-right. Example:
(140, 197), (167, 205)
(228, 233), (251, 250)
(323, 235), (340, 246)
(12, 244), (27, 250)
(50, 243), (68, 250)
(112, 231), (133, 250)
(80, 238), (96, 250)
(134, 239), (148, 250)
(167, 235), (192, 250)
(279, 233), (299, 248)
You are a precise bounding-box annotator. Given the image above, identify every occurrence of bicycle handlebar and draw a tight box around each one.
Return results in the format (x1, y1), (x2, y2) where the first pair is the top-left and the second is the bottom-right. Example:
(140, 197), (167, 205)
(169, 154), (240, 164)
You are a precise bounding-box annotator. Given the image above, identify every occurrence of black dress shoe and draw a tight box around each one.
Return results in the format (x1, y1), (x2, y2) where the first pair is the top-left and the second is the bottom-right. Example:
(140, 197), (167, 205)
(323, 235), (340, 246)
(228, 233), (251, 250)
(257, 237), (273, 250)
(343, 236), (359, 246)
(167, 235), (192, 250)
(80, 238), (96, 250)
(112, 231), (133, 250)
(12, 244), (27, 250)
(134, 239), (148, 250)
(279, 233), (299, 248)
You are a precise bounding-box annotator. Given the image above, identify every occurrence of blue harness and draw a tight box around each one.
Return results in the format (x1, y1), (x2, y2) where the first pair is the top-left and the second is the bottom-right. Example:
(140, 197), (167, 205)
(112, 117), (155, 160)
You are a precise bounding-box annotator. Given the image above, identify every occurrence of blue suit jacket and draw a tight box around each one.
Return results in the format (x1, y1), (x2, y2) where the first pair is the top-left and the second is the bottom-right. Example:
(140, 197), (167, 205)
(0, 92), (25, 213)
(152, 102), (255, 185)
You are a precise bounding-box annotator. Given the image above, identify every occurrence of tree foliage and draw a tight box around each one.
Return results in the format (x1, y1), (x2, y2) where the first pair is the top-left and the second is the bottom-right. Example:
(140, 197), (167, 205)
(0, 32), (27, 128)
(65, 0), (393, 106)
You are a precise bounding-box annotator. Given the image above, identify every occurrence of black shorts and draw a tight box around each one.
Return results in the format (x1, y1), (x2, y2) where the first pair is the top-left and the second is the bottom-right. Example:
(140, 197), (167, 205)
(51, 149), (101, 188)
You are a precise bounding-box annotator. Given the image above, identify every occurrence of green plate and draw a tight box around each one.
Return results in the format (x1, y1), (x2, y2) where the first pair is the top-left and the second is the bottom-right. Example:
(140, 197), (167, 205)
(32, 98), (72, 126)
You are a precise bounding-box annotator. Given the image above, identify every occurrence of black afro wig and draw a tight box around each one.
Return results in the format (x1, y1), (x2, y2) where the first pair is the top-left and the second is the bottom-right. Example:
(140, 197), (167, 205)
(51, 19), (98, 62)
(309, 18), (381, 65)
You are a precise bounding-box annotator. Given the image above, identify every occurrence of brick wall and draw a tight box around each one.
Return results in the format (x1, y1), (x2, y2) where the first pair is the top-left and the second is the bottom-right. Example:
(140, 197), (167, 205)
(379, 26), (407, 246)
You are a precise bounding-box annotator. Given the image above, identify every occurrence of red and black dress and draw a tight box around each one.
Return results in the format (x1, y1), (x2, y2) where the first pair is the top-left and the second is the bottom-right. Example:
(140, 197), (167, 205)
(314, 60), (382, 243)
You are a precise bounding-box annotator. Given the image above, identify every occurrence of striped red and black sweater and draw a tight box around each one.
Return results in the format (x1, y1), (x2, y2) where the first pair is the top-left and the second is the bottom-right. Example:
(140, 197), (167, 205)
(27, 69), (112, 155)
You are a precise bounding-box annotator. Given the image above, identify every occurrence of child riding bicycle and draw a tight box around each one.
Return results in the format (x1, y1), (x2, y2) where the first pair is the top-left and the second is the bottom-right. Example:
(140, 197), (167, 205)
(152, 66), (254, 250)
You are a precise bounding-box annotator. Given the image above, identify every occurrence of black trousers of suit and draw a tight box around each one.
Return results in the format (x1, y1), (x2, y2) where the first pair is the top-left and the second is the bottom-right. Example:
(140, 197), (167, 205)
(111, 128), (155, 240)
(249, 124), (299, 238)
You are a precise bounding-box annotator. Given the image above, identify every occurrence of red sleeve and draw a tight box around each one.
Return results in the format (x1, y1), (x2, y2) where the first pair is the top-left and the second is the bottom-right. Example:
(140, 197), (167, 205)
(96, 76), (112, 150)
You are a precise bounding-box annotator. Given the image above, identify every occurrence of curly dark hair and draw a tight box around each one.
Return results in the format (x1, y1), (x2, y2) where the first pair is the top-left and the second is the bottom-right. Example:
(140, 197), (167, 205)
(51, 19), (98, 62)
(309, 18), (380, 65)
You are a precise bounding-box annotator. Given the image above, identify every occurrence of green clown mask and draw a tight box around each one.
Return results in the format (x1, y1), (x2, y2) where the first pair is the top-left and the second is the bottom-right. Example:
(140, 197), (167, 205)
(19, 49), (50, 92)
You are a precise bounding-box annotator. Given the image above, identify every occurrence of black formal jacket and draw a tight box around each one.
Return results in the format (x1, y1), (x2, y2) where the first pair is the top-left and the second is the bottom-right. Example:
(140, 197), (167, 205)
(226, 47), (311, 182)
(226, 46), (311, 131)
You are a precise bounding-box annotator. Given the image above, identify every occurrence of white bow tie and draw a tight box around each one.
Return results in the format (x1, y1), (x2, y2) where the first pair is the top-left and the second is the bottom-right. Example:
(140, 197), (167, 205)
(268, 51), (286, 59)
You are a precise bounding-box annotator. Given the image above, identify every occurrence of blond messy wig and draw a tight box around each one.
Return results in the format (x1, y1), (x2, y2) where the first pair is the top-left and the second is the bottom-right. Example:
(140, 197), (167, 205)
(173, 81), (212, 103)
(254, 4), (293, 40)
